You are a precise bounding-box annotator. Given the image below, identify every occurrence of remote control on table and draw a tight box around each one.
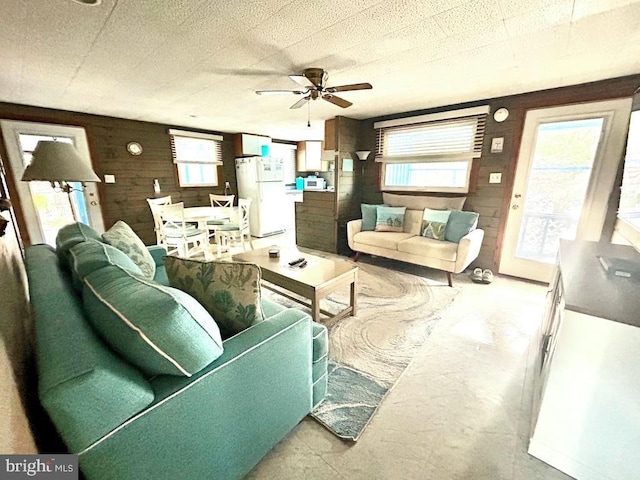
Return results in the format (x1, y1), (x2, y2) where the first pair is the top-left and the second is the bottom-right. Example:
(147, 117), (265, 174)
(298, 260), (308, 268)
(288, 258), (305, 266)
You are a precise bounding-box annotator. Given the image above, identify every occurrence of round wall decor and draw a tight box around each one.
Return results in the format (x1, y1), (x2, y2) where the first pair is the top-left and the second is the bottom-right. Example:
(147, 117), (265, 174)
(493, 108), (509, 122)
(127, 142), (143, 155)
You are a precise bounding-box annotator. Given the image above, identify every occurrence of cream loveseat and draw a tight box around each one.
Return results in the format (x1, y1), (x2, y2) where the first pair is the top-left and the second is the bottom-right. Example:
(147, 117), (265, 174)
(346, 193), (484, 286)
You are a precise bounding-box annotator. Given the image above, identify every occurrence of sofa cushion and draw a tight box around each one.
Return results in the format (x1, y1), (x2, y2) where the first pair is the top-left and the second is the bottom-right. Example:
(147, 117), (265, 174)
(102, 221), (156, 279)
(421, 208), (451, 240)
(375, 206), (406, 232)
(361, 204), (385, 231)
(353, 231), (414, 250)
(383, 193), (466, 210)
(55, 222), (103, 268)
(402, 209), (424, 235)
(71, 240), (143, 281)
(83, 265), (224, 377)
(163, 256), (265, 339)
(397, 236), (458, 261)
(444, 210), (479, 243)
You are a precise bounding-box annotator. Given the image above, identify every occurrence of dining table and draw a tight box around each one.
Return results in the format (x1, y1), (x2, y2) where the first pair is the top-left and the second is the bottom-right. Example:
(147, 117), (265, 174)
(181, 206), (235, 230)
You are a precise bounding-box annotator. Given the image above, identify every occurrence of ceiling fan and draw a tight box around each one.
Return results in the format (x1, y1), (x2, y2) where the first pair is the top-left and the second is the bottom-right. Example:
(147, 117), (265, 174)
(255, 68), (372, 109)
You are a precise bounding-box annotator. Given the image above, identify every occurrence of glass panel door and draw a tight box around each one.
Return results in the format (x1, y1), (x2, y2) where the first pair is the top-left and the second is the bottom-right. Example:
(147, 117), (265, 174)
(516, 118), (603, 263)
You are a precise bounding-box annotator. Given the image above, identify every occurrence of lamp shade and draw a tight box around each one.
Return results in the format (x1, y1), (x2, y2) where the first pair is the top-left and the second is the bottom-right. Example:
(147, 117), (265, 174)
(21, 141), (101, 183)
(355, 150), (371, 161)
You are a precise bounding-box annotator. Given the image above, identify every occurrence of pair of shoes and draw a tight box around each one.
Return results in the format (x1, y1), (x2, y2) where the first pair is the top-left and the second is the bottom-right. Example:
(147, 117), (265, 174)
(470, 268), (483, 283)
(482, 269), (494, 284)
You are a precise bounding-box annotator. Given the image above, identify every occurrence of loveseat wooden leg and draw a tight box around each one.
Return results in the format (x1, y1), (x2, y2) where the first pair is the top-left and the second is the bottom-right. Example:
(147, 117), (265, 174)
(446, 272), (453, 287)
(353, 252), (361, 262)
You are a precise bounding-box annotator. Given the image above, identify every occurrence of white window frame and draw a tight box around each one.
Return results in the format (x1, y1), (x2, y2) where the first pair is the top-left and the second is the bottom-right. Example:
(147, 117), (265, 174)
(169, 129), (222, 187)
(374, 106), (489, 193)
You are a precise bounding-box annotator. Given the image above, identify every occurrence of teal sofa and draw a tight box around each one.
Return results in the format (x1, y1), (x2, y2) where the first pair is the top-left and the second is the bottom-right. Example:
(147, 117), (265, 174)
(24, 223), (328, 480)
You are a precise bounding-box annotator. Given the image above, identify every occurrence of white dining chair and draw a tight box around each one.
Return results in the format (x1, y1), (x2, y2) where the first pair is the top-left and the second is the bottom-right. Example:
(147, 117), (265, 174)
(146, 196), (172, 246)
(215, 198), (253, 258)
(206, 194), (235, 237)
(156, 202), (210, 259)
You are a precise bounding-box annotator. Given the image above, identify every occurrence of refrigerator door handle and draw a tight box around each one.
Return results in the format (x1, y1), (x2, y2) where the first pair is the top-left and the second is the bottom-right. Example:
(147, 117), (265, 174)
(257, 182), (263, 202)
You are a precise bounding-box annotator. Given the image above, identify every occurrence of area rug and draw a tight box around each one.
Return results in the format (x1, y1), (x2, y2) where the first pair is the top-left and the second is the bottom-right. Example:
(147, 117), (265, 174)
(262, 253), (459, 441)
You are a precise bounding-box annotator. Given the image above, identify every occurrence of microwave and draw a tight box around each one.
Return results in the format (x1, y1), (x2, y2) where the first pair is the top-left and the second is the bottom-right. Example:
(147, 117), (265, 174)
(303, 177), (326, 190)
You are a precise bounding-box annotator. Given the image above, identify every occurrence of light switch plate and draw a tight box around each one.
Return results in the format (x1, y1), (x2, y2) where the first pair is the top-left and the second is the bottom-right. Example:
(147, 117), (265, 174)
(491, 137), (504, 153)
(489, 173), (502, 184)
(104, 174), (115, 183)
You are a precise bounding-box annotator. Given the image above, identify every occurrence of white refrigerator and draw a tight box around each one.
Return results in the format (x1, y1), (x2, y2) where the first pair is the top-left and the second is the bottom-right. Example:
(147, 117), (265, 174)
(235, 157), (286, 237)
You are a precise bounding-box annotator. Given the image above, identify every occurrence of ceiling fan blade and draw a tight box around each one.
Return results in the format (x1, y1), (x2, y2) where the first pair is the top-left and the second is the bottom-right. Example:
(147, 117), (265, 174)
(322, 94), (352, 108)
(325, 82), (373, 93)
(289, 74), (316, 88)
(290, 96), (310, 109)
(256, 89), (306, 95)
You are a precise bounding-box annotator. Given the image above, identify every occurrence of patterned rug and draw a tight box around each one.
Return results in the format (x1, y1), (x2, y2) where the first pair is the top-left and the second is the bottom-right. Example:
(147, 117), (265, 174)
(263, 253), (459, 441)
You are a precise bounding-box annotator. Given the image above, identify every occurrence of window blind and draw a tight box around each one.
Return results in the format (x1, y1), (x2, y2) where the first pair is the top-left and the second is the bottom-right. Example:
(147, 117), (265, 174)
(375, 109), (487, 163)
(168, 129), (223, 164)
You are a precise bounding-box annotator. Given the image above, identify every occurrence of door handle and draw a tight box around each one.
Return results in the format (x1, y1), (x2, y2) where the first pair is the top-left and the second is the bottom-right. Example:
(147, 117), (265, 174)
(512, 204), (519, 210)
(515, 194), (522, 198)
(90, 201), (98, 206)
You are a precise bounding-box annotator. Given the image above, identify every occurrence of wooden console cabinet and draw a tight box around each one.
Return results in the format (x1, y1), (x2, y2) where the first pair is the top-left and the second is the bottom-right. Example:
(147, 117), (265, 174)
(529, 240), (640, 480)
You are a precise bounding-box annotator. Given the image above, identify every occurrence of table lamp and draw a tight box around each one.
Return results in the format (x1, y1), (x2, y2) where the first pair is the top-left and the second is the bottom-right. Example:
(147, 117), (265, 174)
(21, 140), (101, 222)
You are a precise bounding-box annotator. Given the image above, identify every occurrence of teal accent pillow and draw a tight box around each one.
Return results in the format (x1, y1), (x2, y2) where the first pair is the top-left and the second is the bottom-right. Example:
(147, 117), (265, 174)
(83, 265), (223, 377)
(444, 210), (479, 243)
(55, 222), (103, 268)
(361, 204), (386, 231)
(374, 206), (406, 232)
(102, 220), (156, 279)
(421, 208), (451, 240)
(163, 256), (265, 339)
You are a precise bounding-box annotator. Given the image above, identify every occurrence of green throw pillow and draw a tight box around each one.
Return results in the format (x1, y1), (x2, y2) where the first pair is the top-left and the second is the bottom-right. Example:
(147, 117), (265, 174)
(83, 265), (224, 377)
(374, 206), (406, 232)
(361, 204), (386, 231)
(421, 208), (451, 241)
(163, 256), (265, 339)
(102, 220), (155, 279)
(444, 210), (479, 243)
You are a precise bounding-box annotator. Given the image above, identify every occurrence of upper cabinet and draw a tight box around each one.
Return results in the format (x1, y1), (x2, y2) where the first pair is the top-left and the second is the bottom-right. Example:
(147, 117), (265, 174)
(235, 133), (272, 157)
(297, 140), (323, 171)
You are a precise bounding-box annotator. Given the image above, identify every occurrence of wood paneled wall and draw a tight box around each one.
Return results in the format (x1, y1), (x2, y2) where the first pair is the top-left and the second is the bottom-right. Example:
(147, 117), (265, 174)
(0, 102), (237, 246)
(360, 74), (640, 271)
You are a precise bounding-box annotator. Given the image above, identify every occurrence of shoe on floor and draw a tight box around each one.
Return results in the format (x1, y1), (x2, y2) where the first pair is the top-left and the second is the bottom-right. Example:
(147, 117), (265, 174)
(482, 269), (494, 284)
(470, 268), (483, 283)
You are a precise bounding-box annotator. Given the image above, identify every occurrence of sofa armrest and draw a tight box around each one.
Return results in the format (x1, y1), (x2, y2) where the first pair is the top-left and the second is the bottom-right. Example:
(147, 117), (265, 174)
(147, 245), (167, 267)
(347, 219), (362, 250)
(454, 228), (485, 273)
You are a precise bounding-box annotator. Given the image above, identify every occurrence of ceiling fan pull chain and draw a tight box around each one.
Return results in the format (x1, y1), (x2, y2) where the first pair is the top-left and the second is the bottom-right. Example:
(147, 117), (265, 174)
(307, 99), (311, 127)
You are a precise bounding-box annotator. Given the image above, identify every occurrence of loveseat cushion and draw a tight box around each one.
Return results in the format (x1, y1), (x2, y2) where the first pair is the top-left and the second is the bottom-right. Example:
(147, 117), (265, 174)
(83, 265), (223, 377)
(55, 222), (103, 268)
(163, 256), (265, 339)
(397, 236), (458, 261)
(353, 231), (414, 250)
(102, 221), (156, 279)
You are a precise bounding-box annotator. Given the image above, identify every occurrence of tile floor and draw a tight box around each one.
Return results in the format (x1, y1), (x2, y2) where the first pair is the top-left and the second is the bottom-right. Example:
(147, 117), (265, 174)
(239, 232), (573, 480)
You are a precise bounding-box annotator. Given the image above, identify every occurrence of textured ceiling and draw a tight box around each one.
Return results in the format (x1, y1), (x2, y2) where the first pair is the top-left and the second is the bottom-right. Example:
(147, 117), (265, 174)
(1, 0), (639, 141)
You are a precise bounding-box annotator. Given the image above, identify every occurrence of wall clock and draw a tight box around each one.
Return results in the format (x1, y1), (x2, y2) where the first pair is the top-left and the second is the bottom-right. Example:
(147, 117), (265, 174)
(493, 108), (509, 122)
(127, 142), (143, 155)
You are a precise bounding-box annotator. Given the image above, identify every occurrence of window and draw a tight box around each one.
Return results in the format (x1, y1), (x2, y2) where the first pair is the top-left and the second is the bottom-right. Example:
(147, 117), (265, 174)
(169, 129), (222, 187)
(270, 142), (297, 185)
(374, 106), (489, 193)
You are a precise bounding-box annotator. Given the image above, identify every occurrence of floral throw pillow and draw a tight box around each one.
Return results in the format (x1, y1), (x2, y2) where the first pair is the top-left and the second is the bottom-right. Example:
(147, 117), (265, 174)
(374, 206), (406, 232)
(102, 220), (155, 279)
(421, 208), (451, 241)
(163, 256), (265, 339)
